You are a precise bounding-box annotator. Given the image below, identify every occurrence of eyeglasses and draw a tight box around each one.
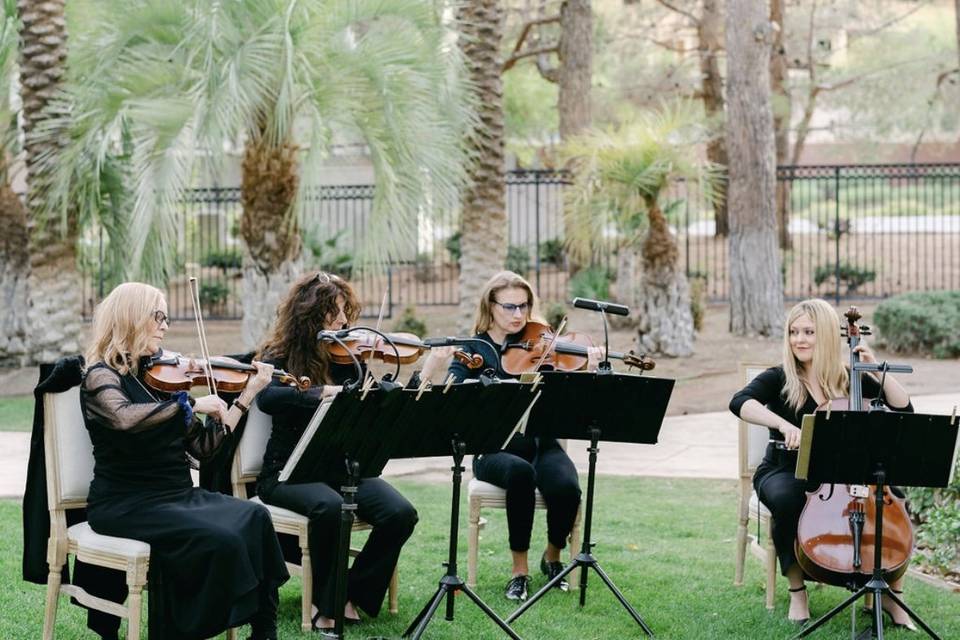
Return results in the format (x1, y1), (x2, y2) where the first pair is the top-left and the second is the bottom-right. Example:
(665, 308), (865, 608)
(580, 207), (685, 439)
(495, 301), (530, 314)
(153, 310), (170, 326)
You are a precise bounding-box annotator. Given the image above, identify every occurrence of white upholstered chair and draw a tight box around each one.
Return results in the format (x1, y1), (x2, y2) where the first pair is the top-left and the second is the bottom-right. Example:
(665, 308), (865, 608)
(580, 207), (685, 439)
(733, 362), (778, 610)
(466, 442), (582, 589)
(231, 402), (398, 632)
(40, 386), (237, 640)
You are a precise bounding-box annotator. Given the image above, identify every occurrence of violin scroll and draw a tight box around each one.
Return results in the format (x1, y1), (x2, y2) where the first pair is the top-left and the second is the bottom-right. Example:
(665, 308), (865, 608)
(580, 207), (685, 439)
(622, 351), (655, 372)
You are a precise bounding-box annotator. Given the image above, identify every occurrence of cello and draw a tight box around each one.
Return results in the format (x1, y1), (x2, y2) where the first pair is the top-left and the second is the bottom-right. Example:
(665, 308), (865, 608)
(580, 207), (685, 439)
(794, 307), (914, 588)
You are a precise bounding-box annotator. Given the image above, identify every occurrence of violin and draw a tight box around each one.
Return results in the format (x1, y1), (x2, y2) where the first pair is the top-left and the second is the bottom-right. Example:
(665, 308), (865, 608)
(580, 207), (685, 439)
(324, 329), (485, 370)
(144, 351), (311, 393)
(794, 307), (914, 587)
(499, 321), (655, 376)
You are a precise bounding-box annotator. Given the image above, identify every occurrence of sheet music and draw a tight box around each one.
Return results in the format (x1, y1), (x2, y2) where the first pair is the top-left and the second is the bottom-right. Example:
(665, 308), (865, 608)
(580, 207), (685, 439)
(794, 413), (816, 480)
(278, 398), (334, 483)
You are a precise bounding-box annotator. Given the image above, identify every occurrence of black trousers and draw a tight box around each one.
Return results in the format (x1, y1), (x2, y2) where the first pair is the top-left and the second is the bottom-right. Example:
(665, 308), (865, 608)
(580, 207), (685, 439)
(473, 437), (581, 553)
(753, 445), (816, 576)
(258, 476), (417, 618)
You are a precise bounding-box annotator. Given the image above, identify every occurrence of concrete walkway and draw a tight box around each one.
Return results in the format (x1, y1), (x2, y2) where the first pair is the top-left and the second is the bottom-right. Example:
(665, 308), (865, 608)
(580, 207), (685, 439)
(2, 393), (956, 500)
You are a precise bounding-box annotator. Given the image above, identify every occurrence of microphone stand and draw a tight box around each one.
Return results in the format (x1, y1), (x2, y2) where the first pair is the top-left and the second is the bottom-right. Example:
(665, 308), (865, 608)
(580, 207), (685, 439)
(597, 308), (613, 375)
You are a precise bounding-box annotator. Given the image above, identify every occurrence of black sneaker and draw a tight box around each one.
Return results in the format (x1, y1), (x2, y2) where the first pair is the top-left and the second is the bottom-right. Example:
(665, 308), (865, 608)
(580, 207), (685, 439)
(540, 553), (569, 592)
(505, 574), (530, 601)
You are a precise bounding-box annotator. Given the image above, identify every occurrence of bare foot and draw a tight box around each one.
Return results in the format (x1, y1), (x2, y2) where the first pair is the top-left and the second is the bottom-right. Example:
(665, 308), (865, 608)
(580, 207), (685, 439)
(345, 601), (360, 622)
(881, 596), (917, 630)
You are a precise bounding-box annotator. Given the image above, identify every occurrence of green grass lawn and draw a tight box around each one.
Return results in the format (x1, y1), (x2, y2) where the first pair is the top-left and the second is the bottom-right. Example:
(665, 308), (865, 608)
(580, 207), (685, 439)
(2, 477), (958, 639)
(0, 395), (32, 432)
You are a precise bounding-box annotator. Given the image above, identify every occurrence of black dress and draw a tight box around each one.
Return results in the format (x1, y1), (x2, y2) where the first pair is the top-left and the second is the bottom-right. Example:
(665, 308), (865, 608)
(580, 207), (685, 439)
(451, 333), (582, 554)
(729, 365), (913, 575)
(81, 362), (289, 640)
(256, 358), (418, 619)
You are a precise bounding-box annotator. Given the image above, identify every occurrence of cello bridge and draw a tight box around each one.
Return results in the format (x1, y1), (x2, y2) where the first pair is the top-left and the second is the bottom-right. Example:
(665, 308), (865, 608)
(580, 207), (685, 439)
(849, 484), (869, 498)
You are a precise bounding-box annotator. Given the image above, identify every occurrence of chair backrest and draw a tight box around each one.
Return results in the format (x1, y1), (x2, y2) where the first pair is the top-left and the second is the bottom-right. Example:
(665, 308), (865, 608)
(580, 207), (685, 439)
(738, 363), (774, 478)
(43, 387), (94, 511)
(231, 401), (272, 491)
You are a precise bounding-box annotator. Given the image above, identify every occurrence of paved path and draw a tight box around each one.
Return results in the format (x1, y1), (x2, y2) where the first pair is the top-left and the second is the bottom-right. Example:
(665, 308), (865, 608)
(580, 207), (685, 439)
(3, 393), (955, 500)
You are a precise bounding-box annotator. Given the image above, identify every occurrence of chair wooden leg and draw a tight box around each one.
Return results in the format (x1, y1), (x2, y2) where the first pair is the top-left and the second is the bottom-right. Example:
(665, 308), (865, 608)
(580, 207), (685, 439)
(466, 496), (481, 588)
(43, 568), (62, 640)
(734, 515), (749, 586)
(764, 518), (776, 610)
(225, 628), (237, 640)
(300, 542), (313, 633)
(126, 585), (143, 640)
(568, 506), (582, 587)
(388, 565), (399, 614)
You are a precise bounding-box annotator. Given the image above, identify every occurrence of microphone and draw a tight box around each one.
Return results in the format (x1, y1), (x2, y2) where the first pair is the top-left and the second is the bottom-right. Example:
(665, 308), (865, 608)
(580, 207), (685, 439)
(317, 328), (352, 341)
(572, 297), (630, 317)
(423, 337), (470, 347)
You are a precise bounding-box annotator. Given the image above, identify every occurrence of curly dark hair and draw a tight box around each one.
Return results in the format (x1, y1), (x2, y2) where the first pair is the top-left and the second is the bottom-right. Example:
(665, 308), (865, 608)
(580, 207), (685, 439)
(257, 272), (361, 385)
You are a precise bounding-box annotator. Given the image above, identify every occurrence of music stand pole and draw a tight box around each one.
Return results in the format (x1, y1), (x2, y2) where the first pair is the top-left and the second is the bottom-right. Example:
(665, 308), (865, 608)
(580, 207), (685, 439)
(506, 425), (654, 636)
(326, 460), (361, 640)
(402, 438), (522, 640)
(797, 467), (941, 640)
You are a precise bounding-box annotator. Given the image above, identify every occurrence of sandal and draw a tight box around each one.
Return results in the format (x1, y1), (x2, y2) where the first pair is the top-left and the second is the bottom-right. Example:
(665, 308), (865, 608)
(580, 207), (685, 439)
(788, 585), (810, 626)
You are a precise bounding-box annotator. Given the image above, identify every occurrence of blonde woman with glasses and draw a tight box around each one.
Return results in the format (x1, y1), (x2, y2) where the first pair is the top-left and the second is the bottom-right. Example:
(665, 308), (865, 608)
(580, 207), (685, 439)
(729, 298), (914, 628)
(81, 282), (287, 640)
(421, 271), (602, 602)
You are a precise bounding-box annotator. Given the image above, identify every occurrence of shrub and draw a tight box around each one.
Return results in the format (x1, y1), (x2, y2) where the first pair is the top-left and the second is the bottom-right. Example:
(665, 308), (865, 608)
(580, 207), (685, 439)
(392, 306), (427, 338)
(539, 239), (565, 267)
(874, 291), (960, 358)
(688, 275), (707, 332)
(543, 302), (567, 333)
(304, 227), (353, 278)
(199, 282), (230, 312)
(906, 475), (960, 578)
(201, 249), (242, 271)
(445, 231), (461, 262)
(813, 262), (876, 294)
(505, 245), (530, 274)
(413, 252), (440, 283)
(569, 266), (612, 300)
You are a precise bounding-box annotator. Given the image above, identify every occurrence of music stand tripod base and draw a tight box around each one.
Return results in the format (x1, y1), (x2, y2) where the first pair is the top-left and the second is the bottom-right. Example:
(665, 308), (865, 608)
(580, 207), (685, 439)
(402, 439), (522, 640)
(506, 427), (654, 637)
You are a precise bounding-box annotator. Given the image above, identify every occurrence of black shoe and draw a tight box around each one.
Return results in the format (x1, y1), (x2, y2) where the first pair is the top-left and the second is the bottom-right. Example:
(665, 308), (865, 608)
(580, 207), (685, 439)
(788, 585), (810, 626)
(540, 553), (569, 592)
(505, 575), (530, 601)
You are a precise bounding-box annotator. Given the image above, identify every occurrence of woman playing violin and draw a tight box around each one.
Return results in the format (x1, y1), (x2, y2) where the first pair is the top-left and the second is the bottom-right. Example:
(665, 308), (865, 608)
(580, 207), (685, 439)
(420, 270), (600, 602)
(729, 298), (914, 627)
(254, 271), (418, 632)
(81, 283), (287, 640)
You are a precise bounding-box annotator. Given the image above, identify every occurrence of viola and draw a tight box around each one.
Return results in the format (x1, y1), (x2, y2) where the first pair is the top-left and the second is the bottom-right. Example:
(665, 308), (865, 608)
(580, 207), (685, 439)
(794, 307), (914, 587)
(499, 321), (654, 376)
(144, 351), (311, 394)
(324, 329), (484, 370)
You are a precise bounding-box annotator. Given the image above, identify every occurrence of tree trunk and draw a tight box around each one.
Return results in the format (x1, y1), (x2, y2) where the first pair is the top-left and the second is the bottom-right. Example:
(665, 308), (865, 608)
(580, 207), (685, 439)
(0, 182), (29, 365)
(698, 0), (729, 238)
(558, 0), (592, 139)
(770, 0), (792, 249)
(18, 0), (82, 363)
(725, 0), (784, 336)
(457, 0), (507, 333)
(239, 139), (303, 349)
(635, 199), (694, 356)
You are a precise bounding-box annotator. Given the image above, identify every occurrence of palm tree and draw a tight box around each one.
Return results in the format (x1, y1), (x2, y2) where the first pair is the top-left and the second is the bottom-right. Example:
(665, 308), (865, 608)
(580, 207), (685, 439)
(0, 0), (27, 365)
(42, 0), (474, 348)
(562, 102), (721, 356)
(17, 0), (84, 364)
(456, 0), (507, 332)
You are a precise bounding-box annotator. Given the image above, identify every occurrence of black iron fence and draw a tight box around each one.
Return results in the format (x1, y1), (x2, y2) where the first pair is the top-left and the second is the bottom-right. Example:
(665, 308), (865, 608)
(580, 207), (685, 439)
(81, 164), (960, 319)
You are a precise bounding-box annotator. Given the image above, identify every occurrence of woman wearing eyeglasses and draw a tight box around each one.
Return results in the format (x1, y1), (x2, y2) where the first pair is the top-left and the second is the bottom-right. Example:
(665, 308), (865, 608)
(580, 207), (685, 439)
(81, 283), (287, 640)
(420, 270), (595, 602)
(254, 271), (418, 632)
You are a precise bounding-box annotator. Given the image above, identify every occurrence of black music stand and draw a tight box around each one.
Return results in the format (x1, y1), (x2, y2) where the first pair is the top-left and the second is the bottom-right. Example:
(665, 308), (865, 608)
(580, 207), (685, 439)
(793, 410), (959, 640)
(279, 385), (416, 639)
(505, 371), (674, 637)
(398, 379), (540, 640)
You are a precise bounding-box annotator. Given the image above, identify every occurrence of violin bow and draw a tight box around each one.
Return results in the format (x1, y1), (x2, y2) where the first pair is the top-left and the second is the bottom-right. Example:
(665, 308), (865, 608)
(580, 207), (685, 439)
(188, 276), (220, 399)
(532, 315), (568, 371)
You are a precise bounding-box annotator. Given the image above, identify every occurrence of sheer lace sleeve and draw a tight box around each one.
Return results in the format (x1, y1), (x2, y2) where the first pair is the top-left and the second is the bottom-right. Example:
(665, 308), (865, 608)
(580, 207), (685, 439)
(82, 366), (182, 433)
(184, 415), (228, 461)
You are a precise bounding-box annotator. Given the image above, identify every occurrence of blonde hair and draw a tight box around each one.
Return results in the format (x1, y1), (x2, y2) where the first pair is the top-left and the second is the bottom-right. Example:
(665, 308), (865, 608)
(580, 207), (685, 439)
(781, 298), (849, 411)
(473, 271), (544, 335)
(86, 282), (166, 376)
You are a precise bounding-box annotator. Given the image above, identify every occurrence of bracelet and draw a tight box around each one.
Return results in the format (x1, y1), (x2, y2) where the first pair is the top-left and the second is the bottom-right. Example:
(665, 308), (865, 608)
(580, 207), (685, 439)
(231, 398), (250, 414)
